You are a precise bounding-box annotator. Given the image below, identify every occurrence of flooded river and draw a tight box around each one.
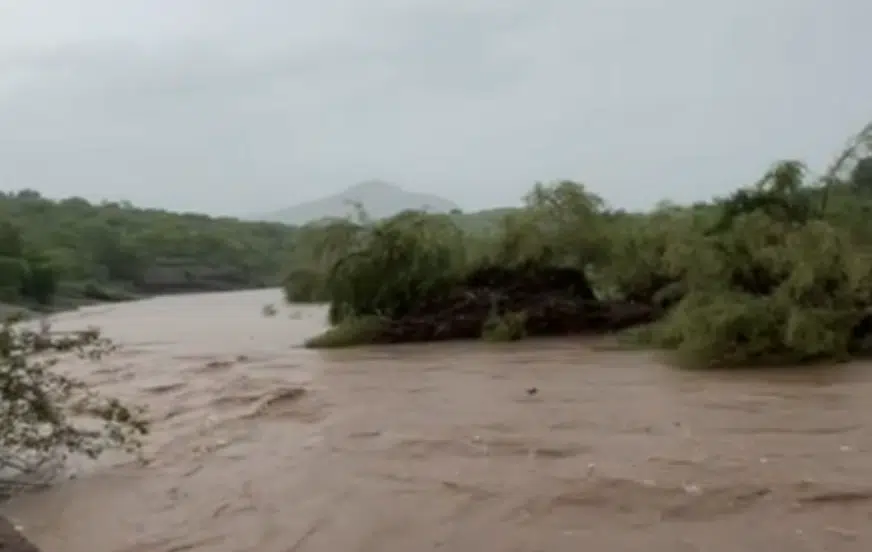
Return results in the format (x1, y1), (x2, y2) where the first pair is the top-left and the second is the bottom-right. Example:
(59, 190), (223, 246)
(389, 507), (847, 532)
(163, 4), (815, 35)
(2, 289), (872, 551)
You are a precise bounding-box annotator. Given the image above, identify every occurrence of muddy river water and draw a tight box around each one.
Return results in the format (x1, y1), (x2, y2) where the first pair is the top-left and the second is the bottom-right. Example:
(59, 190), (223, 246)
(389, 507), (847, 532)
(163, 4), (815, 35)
(2, 289), (872, 551)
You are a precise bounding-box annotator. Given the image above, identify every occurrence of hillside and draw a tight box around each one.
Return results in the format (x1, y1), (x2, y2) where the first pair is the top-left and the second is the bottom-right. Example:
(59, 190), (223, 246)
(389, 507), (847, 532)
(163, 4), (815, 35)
(0, 190), (298, 313)
(256, 180), (460, 224)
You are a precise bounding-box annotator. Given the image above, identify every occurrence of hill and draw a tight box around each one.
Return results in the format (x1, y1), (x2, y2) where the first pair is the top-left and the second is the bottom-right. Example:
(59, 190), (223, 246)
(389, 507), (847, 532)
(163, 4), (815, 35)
(0, 190), (298, 312)
(255, 180), (460, 224)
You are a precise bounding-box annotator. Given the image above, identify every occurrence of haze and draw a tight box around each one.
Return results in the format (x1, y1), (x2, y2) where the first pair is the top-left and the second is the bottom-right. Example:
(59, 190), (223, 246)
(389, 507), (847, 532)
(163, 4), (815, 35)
(1, 0), (869, 216)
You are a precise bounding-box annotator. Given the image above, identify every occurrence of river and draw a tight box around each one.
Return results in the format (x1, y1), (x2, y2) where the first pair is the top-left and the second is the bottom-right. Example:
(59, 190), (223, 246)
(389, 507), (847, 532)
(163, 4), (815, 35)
(1, 289), (871, 551)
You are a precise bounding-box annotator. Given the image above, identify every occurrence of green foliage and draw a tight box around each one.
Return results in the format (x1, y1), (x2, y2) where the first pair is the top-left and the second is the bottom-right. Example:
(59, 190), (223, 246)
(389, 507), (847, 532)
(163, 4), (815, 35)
(851, 157), (872, 194)
(20, 255), (59, 305)
(323, 211), (467, 323)
(293, 180), (617, 346)
(482, 311), (527, 342)
(638, 143), (872, 367)
(0, 257), (28, 302)
(0, 317), (148, 496)
(289, 122), (872, 369)
(0, 192), (299, 308)
(303, 315), (388, 348)
(490, 180), (606, 267)
(282, 218), (363, 303)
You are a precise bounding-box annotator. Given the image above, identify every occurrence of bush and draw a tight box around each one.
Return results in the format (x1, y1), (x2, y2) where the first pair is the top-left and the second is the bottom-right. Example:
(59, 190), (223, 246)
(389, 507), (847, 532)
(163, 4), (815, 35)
(0, 316), (148, 497)
(303, 315), (388, 348)
(482, 311), (527, 342)
(323, 212), (467, 324)
(634, 158), (872, 367)
(0, 257), (28, 303)
(289, 123), (872, 369)
(20, 257), (58, 305)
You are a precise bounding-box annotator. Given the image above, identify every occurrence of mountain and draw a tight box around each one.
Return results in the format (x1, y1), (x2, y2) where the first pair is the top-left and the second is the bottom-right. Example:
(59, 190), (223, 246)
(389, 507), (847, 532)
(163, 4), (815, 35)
(254, 180), (461, 225)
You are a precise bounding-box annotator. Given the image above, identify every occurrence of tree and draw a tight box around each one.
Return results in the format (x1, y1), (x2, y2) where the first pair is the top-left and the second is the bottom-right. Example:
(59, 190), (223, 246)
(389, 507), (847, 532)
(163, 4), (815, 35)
(0, 317), (148, 496)
(851, 157), (872, 194)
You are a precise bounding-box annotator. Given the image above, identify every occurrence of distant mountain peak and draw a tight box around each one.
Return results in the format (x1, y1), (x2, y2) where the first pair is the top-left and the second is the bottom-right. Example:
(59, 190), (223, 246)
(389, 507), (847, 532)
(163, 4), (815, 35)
(252, 180), (460, 225)
(346, 180), (401, 194)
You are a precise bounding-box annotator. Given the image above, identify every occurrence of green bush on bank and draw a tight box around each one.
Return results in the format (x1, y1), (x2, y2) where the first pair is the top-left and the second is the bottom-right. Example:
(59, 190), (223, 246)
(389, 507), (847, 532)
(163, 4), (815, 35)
(284, 123), (872, 369)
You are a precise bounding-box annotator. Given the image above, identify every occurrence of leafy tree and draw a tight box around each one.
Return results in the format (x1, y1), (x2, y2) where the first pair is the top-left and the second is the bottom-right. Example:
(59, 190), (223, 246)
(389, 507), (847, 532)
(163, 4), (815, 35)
(850, 157), (872, 194)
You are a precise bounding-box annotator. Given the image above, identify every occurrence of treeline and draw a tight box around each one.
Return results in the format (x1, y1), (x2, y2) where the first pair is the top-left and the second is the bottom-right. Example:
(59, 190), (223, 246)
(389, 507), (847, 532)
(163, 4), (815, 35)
(0, 190), (298, 310)
(283, 122), (872, 369)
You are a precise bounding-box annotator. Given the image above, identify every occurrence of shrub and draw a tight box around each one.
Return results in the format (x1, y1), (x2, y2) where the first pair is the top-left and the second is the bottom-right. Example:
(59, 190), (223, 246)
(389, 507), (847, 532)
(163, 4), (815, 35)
(303, 315), (388, 348)
(292, 124), (872, 369)
(0, 316), (148, 497)
(482, 311), (527, 342)
(323, 212), (467, 324)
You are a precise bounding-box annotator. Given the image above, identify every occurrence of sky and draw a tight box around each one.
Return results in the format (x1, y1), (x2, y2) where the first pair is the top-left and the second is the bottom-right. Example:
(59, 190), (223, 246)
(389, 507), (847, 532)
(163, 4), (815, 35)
(1, 0), (870, 216)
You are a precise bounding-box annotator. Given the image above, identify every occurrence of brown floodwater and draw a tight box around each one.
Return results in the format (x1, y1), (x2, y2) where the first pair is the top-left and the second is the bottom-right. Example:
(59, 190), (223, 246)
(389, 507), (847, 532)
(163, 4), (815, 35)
(2, 289), (872, 551)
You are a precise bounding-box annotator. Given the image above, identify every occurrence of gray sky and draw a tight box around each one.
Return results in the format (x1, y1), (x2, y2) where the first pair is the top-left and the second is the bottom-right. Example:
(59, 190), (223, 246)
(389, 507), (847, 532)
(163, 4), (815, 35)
(1, 0), (870, 215)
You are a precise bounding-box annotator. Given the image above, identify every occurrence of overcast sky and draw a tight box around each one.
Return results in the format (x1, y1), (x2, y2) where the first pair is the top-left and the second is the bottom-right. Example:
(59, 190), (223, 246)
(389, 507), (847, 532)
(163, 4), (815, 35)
(1, 0), (870, 215)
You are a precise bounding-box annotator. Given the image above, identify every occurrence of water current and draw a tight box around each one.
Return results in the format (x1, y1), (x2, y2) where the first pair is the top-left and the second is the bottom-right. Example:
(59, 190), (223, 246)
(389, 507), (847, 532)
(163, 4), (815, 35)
(2, 289), (871, 551)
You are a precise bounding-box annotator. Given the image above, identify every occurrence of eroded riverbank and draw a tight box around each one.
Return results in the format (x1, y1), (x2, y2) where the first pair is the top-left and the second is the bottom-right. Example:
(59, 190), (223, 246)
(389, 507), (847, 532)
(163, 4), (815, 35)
(2, 289), (871, 551)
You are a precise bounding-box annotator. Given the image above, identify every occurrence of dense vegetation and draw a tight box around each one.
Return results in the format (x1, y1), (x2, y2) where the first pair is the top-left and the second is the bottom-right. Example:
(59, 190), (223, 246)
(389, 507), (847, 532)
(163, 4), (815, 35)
(286, 123), (872, 369)
(0, 191), (297, 312)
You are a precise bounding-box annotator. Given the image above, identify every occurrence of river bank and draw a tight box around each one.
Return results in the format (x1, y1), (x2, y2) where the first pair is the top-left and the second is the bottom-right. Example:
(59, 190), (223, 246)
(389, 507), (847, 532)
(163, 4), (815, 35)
(0, 279), (271, 322)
